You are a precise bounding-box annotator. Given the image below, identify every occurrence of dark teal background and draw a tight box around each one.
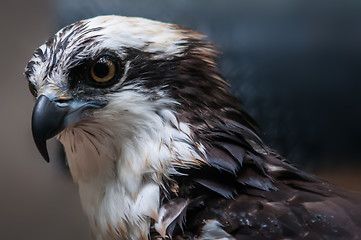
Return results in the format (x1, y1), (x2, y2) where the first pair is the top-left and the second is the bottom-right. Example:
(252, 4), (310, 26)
(56, 0), (361, 169)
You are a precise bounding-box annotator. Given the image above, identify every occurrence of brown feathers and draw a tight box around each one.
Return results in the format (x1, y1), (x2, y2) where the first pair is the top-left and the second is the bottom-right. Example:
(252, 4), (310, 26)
(152, 34), (361, 239)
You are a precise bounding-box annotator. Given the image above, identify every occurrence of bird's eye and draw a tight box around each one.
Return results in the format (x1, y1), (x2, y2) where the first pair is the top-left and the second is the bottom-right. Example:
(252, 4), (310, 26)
(89, 55), (118, 85)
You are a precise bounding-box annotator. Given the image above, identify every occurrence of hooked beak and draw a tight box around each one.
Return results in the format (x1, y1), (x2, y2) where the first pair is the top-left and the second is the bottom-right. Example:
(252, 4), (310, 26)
(31, 95), (107, 162)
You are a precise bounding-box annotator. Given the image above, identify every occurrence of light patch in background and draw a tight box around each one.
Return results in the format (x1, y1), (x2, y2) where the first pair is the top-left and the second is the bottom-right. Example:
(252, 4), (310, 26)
(0, 0), (91, 239)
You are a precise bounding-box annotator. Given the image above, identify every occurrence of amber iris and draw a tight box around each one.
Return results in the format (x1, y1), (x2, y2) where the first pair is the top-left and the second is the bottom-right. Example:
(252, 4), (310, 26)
(90, 56), (116, 83)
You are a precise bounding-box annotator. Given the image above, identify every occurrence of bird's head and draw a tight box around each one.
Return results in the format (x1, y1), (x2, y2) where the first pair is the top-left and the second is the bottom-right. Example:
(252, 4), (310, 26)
(25, 16), (222, 167)
(25, 15), (257, 182)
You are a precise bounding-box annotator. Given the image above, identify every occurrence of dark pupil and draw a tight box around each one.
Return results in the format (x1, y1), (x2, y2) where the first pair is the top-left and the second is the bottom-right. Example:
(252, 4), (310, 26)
(93, 62), (109, 78)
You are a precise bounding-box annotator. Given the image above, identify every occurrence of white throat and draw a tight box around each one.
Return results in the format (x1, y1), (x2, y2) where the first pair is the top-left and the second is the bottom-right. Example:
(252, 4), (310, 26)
(58, 90), (205, 239)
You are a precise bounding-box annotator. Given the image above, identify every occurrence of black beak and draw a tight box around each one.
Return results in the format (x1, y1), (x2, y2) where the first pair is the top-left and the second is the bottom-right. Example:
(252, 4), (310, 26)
(31, 95), (107, 162)
(32, 95), (69, 162)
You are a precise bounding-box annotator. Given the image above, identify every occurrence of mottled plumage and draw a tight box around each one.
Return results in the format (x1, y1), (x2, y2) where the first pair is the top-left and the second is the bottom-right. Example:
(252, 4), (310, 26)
(25, 16), (361, 239)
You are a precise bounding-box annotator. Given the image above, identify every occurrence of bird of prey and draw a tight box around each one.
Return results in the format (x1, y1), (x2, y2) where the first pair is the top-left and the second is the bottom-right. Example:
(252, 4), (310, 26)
(25, 16), (361, 239)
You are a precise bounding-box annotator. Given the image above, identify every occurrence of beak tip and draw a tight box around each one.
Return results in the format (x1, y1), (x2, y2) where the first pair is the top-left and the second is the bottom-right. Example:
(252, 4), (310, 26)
(42, 151), (50, 163)
(33, 137), (51, 163)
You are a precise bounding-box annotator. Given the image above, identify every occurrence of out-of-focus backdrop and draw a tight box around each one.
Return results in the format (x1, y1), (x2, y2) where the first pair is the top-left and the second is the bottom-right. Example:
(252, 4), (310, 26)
(1, 0), (360, 239)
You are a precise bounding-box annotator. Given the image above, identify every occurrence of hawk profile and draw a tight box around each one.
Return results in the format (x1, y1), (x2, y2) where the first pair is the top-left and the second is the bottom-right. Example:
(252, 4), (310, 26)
(25, 16), (361, 239)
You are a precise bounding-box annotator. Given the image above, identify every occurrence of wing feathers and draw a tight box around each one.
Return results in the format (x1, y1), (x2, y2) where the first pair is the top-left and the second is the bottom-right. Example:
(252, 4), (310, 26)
(154, 198), (189, 237)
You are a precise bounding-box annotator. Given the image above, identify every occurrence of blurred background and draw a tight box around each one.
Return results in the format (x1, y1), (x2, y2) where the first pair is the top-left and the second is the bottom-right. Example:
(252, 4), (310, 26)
(1, 0), (360, 239)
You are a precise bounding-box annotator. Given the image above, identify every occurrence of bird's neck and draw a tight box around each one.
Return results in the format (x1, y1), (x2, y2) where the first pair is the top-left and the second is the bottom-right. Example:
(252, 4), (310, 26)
(77, 173), (159, 240)
(58, 98), (205, 239)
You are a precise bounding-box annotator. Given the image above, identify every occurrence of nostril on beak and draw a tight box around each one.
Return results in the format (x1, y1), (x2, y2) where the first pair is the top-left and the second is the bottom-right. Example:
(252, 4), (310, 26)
(55, 99), (71, 103)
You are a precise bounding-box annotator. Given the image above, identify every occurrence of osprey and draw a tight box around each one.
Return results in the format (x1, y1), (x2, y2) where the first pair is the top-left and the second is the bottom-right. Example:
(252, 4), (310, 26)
(25, 16), (361, 239)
